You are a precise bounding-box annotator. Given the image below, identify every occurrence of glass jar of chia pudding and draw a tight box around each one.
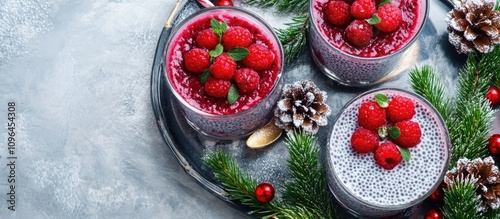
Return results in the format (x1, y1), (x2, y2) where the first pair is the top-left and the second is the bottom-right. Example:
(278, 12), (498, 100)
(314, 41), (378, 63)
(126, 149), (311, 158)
(309, 0), (429, 86)
(327, 88), (450, 217)
(164, 7), (284, 139)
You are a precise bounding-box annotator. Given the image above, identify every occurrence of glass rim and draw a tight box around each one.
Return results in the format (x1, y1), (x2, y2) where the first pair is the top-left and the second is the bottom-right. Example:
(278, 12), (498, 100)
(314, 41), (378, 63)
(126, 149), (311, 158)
(327, 87), (451, 210)
(309, 0), (430, 61)
(163, 6), (284, 118)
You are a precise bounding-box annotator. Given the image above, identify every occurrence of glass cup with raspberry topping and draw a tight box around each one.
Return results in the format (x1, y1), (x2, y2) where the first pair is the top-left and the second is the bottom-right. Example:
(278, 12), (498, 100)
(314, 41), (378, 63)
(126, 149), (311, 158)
(326, 88), (450, 217)
(309, 0), (429, 86)
(164, 7), (284, 139)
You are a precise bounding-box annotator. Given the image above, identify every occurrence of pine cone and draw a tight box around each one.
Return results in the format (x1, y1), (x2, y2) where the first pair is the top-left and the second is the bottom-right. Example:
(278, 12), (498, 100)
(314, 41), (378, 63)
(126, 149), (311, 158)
(274, 80), (331, 134)
(444, 157), (500, 211)
(446, 0), (500, 54)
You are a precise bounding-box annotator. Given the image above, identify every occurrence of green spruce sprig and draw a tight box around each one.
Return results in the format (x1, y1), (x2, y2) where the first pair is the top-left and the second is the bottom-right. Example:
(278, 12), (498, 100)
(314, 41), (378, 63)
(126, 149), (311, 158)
(281, 131), (339, 219)
(243, 0), (310, 63)
(275, 14), (310, 64)
(203, 149), (283, 218)
(441, 178), (485, 219)
(203, 131), (339, 219)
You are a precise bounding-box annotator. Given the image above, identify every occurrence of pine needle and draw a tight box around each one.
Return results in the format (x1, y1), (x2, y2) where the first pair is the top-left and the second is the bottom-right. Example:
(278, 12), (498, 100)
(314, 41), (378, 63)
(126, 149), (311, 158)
(442, 178), (485, 219)
(275, 14), (310, 64)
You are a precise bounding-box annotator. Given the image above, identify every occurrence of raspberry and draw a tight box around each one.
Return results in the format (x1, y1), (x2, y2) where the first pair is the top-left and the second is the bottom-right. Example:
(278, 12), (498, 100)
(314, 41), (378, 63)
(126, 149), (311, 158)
(350, 128), (379, 154)
(350, 0), (376, 20)
(234, 68), (260, 93)
(374, 142), (402, 170)
(345, 19), (373, 47)
(242, 44), (275, 71)
(392, 120), (422, 148)
(357, 100), (386, 130)
(387, 95), (415, 123)
(204, 77), (231, 98)
(374, 3), (402, 33)
(222, 26), (253, 50)
(209, 53), (236, 80)
(183, 48), (210, 74)
(325, 1), (352, 27)
(196, 28), (219, 50)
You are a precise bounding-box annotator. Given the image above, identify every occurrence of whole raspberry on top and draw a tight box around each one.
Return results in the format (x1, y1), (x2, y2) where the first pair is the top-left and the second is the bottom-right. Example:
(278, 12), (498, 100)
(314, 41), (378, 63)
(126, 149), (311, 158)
(351, 128), (380, 153)
(374, 3), (402, 32)
(234, 68), (260, 93)
(222, 26), (253, 50)
(387, 95), (415, 123)
(350, 0), (376, 20)
(242, 44), (275, 71)
(392, 120), (422, 148)
(209, 53), (236, 80)
(204, 77), (231, 98)
(196, 28), (219, 50)
(374, 141), (402, 170)
(357, 100), (386, 130)
(183, 48), (210, 74)
(325, 1), (352, 27)
(345, 20), (373, 47)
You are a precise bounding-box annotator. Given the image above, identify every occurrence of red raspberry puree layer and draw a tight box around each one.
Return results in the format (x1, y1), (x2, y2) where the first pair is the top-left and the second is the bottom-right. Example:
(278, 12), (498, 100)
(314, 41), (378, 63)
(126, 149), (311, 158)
(313, 0), (422, 58)
(166, 13), (281, 115)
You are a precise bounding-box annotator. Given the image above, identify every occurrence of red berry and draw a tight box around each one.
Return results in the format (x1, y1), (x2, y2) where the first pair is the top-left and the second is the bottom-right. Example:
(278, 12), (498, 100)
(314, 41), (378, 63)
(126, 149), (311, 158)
(234, 68), (260, 93)
(345, 19), (373, 47)
(374, 142), (402, 170)
(374, 3), (402, 33)
(242, 44), (275, 71)
(486, 85), (500, 106)
(183, 48), (210, 74)
(392, 120), (422, 148)
(387, 95), (415, 123)
(424, 209), (443, 219)
(209, 53), (236, 80)
(255, 182), (275, 203)
(325, 1), (352, 27)
(357, 100), (386, 130)
(350, 0), (376, 20)
(215, 0), (234, 6)
(488, 134), (500, 155)
(196, 28), (219, 50)
(222, 26), (253, 50)
(427, 182), (445, 202)
(350, 128), (380, 153)
(204, 77), (231, 98)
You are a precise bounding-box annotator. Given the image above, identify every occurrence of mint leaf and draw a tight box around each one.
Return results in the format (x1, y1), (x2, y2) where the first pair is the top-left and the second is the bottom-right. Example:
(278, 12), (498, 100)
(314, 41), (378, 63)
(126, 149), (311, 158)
(375, 93), (389, 108)
(228, 48), (249, 61)
(388, 127), (400, 139)
(200, 70), (210, 83)
(397, 145), (411, 162)
(368, 15), (381, 25)
(211, 18), (227, 36)
(209, 44), (223, 58)
(378, 0), (391, 6)
(227, 84), (239, 104)
(378, 126), (388, 138)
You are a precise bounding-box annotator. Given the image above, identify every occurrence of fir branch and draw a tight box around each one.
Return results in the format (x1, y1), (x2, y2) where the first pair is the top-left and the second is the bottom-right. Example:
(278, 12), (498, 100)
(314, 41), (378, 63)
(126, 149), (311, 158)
(275, 14), (310, 64)
(242, 0), (309, 14)
(409, 65), (452, 125)
(280, 131), (338, 219)
(442, 178), (486, 219)
(447, 54), (495, 168)
(203, 149), (282, 217)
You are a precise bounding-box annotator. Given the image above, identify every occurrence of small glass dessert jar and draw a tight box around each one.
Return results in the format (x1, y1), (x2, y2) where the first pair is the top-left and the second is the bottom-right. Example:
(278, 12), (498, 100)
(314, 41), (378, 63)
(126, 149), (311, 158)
(164, 7), (284, 139)
(326, 88), (450, 217)
(309, 0), (429, 86)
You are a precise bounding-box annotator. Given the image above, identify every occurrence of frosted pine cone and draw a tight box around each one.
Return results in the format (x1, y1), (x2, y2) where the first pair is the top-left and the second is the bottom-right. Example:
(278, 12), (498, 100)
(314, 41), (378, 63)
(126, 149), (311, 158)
(274, 80), (331, 134)
(444, 157), (500, 211)
(446, 0), (500, 54)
